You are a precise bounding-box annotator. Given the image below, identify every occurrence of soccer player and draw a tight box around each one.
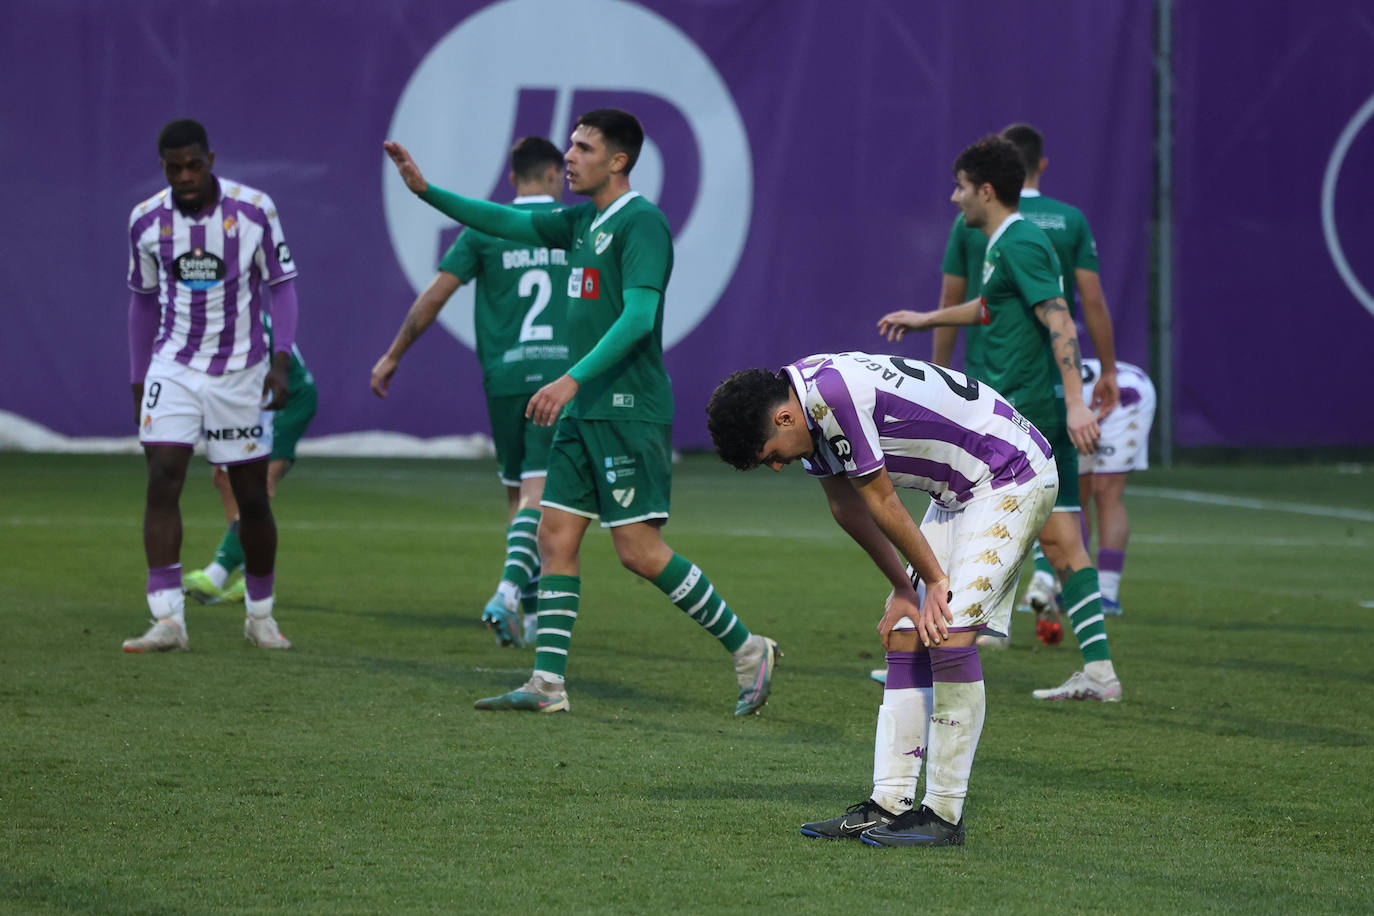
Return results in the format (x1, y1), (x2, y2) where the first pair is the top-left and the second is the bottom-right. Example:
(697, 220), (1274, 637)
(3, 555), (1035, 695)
(1077, 359), (1156, 615)
(371, 137), (571, 648)
(184, 323), (317, 605)
(124, 118), (295, 652)
(384, 109), (778, 715)
(707, 352), (1059, 846)
(878, 135), (1123, 702)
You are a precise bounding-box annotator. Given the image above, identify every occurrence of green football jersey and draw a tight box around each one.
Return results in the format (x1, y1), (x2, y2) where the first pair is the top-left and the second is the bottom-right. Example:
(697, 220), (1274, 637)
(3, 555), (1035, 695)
(530, 191), (674, 423)
(977, 215), (1066, 423)
(940, 214), (989, 379)
(1016, 190), (1098, 317)
(440, 198), (572, 397)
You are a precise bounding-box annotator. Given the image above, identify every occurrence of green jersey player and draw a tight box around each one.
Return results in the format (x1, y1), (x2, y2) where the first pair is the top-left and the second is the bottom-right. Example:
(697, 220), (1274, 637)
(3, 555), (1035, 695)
(372, 137), (570, 650)
(878, 135), (1122, 703)
(384, 109), (777, 716)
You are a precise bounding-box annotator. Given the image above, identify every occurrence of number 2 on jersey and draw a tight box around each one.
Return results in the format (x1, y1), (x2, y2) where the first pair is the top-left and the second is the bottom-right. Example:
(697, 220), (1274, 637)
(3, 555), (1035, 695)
(517, 268), (553, 342)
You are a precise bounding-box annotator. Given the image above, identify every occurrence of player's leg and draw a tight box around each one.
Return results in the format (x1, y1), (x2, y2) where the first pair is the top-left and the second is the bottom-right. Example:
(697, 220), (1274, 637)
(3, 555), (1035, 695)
(516, 474), (546, 646)
(184, 466), (241, 604)
(483, 397), (549, 645)
(803, 619), (927, 840)
(474, 421), (593, 712)
(124, 358), (199, 652)
(1092, 472), (1130, 614)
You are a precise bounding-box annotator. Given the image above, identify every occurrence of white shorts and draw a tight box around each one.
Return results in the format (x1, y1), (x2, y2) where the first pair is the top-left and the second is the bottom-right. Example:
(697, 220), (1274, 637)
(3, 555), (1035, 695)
(140, 355), (273, 466)
(906, 467), (1059, 638)
(1085, 379), (1156, 474)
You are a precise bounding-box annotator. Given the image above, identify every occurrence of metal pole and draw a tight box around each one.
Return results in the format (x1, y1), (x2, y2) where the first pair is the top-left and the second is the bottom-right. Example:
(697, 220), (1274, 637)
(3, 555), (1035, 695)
(1154, 0), (1175, 466)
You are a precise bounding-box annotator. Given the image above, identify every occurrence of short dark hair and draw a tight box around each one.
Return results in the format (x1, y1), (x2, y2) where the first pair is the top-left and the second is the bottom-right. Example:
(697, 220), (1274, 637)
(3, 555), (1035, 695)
(158, 119), (209, 155)
(510, 136), (564, 182)
(706, 368), (793, 470)
(575, 108), (644, 174)
(999, 122), (1044, 178)
(953, 135), (1024, 207)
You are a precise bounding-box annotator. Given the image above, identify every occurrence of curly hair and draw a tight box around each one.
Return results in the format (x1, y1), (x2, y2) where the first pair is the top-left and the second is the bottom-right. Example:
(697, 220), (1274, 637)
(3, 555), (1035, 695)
(706, 368), (793, 470)
(953, 134), (1024, 207)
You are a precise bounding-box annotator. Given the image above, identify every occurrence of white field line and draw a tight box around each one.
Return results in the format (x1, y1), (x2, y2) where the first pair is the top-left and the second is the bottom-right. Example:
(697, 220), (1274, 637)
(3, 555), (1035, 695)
(1126, 486), (1374, 523)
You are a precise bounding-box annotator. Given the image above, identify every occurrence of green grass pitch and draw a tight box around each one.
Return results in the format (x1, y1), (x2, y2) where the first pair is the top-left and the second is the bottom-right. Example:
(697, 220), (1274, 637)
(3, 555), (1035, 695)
(2, 452), (1371, 912)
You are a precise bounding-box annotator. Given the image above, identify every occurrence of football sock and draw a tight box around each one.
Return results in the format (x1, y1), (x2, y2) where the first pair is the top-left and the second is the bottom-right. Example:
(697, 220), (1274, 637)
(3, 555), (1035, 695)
(532, 574), (580, 680)
(520, 577), (539, 617)
(500, 508), (540, 594)
(921, 646), (985, 826)
(871, 649), (932, 814)
(1062, 567), (1113, 665)
(212, 520), (244, 582)
(244, 573), (274, 619)
(1031, 541), (1055, 584)
(1097, 548), (1125, 602)
(652, 554), (750, 654)
(146, 564), (185, 624)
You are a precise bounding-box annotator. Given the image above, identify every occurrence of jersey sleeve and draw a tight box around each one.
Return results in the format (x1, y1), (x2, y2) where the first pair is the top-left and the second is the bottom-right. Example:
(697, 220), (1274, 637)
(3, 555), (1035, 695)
(940, 215), (968, 277)
(438, 228), (482, 281)
(1006, 237), (1066, 308)
(127, 207), (159, 293)
(619, 209), (672, 292)
(1071, 208), (1100, 273)
(808, 366), (884, 478)
(529, 205), (581, 251)
(255, 193), (299, 286)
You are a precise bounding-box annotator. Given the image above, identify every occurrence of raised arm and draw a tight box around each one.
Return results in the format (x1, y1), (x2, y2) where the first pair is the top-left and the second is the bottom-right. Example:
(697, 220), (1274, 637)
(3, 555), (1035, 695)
(1033, 296), (1100, 454)
(383, 140), (545, 246)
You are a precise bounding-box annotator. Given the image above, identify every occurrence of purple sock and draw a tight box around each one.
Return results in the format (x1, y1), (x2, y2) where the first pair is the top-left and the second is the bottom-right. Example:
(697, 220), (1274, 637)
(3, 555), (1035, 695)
(929, 645), (982, 683)
(147, 564), (181, 593)
(245, 573), (274, 602)
(1097, 548), (1125, 575)
(885, 649), (933, 690)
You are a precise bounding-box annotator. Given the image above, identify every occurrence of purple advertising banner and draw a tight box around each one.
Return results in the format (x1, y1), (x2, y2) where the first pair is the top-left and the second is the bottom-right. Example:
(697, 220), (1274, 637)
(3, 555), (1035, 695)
(1, 0), (1155, 450)
(1173, 1), (1374, 448)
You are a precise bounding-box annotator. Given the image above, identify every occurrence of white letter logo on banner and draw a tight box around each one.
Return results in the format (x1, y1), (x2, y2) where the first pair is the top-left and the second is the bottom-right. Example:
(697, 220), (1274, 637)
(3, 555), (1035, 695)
(1322, 93), (1374, 321)
(383, 0), (753, 350)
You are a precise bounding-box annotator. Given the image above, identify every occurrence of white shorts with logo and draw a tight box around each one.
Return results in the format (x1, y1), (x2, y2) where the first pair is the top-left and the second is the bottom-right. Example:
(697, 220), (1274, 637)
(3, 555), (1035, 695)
(1084, 380), (1157, 474)
(140, 355), (273, 466)
(896, 467), (1059, 638)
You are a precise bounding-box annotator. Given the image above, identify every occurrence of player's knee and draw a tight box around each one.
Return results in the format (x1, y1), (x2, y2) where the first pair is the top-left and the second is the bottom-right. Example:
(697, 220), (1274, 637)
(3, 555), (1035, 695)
(887, 630), (921, 653)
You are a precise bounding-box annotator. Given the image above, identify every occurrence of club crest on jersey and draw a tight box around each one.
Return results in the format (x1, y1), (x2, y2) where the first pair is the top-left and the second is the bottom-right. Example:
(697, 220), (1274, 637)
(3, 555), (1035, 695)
(223, 215), (237, 238)
(982, 260), (996, 286)
(594, 231), (613, 255)
(567, 267), (600, 299)
(175, 248), (227, 290)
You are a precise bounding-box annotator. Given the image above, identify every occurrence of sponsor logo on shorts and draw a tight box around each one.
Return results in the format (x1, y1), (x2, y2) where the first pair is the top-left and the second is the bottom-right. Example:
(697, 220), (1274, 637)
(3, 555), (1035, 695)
(612, 393), (634, 408)
(930, 716), (961, 727)
(966, 601), (984, 616)
(606, 470), (617, 483)
(902, 746), (925, 760)
(998, 496), (1021, 513)
(205, 425), (264, 441)
(972, 550), (1003, 567)
(612, 487), (635, 508)
(983, 523), (1011, 540)
(970, 576), (993, 592)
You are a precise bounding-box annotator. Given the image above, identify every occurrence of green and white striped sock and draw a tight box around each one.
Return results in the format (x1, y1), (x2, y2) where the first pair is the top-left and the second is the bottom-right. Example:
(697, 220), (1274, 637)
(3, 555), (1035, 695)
(532, 574), (579, 680)
(1062, 567), (1112, 664)
(500, 508), (541, 592)
(652, 554), (750, 653)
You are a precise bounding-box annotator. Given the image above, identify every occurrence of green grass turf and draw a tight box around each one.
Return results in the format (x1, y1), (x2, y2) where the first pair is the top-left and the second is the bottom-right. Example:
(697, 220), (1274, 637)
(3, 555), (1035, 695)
(2, 452), (1371, 913)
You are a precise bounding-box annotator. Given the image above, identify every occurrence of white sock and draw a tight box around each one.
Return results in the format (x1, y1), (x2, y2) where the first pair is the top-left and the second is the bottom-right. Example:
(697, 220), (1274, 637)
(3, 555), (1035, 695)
(871, 686), (930, 814)
(1031, 570), (1056, 592)
(1098, 570), (1122, 602)
(922, 679), (986, 825)
(205, 562), (231, 589)
(1085, 659), (1117, 682)
(532, 669), (565, 685)
(147, 587), (186, 626)
(497, 579), (520, 604)
(245, 593), (274, 620)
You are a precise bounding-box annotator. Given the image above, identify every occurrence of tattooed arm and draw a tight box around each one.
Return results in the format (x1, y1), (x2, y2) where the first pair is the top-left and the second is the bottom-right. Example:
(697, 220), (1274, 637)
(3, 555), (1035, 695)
(371, 270), (464, 398)
(1033, 296), (1100, 454)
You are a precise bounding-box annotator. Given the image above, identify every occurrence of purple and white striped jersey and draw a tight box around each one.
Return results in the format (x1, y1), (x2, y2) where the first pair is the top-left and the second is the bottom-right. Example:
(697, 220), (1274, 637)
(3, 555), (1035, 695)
(784, 352), (1054, 510)
(127, 177), (297, 375)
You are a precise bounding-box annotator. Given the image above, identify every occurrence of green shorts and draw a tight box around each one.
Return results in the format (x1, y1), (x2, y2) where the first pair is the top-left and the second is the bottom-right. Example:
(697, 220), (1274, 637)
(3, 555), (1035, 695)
(541, 416), (672, 527)
(487, 393), (557, 487)
(270, 380), (318, 463)
(1020, 399), (1080, 511)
